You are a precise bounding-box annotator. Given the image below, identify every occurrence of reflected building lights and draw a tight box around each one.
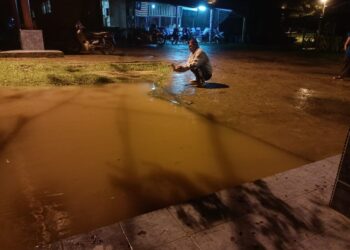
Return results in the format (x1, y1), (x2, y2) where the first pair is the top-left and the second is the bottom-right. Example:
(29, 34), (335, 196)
(295, 88), (314, 110)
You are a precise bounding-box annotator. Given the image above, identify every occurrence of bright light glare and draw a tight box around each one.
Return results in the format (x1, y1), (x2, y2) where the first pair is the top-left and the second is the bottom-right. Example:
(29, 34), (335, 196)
(151, 83), (156, 91)
(320, 0), (327, 4)
(152, 4), (156, 9)
(198, 5), (207, 11)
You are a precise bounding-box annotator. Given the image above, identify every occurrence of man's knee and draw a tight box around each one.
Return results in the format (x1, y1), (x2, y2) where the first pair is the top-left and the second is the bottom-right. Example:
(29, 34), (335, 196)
(191, 67), (212, 81)
(201, 69), (211, 81)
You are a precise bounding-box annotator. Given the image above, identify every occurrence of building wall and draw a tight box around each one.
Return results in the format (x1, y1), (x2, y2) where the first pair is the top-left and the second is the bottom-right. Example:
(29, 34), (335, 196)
(30, 0), (102, 30)
(29, 0), (103, 51)
(109, 0), (127, 28)
(0, 0), (20, 49)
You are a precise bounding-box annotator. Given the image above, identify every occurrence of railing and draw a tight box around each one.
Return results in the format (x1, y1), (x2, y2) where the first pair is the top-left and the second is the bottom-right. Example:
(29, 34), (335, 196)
(330, 128), (350, 218)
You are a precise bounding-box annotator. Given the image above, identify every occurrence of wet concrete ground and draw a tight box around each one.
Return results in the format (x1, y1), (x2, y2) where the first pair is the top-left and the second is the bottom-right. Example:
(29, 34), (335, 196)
(1, 45), (350, 249)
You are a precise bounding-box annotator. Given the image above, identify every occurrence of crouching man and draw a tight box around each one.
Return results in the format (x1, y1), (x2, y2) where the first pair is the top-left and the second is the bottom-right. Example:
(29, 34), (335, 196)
(171, 38), (212, 87)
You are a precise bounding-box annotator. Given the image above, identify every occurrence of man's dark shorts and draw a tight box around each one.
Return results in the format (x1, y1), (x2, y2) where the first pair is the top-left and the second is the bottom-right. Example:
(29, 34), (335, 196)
(191, 66), (212, 81)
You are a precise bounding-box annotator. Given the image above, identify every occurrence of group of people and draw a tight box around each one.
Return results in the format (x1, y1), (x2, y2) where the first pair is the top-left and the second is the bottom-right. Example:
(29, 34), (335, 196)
(171, 27), (192, 45)
(172, 32), (350, 88)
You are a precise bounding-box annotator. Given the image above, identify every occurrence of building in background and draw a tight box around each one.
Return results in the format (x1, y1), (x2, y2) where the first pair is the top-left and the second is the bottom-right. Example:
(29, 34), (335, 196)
(105, 1), (232, 31)
(0, 0), (241, 51)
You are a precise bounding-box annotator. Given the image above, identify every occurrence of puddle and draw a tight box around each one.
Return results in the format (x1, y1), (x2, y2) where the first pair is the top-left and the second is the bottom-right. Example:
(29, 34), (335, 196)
(292, 88), (350, 124)
(294, 88), (315, 110)
(0, 84), (307, 249)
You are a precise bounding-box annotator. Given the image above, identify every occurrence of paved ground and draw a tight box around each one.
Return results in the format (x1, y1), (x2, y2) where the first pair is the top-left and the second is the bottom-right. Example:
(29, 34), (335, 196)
(49, 155), (350, 250)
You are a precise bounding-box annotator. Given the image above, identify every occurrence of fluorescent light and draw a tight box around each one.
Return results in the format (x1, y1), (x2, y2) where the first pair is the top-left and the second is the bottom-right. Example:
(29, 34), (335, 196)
(198, 5), (207, 11)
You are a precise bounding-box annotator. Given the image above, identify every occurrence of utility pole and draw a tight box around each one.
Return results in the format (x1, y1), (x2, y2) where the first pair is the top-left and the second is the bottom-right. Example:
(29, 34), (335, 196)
(19, 0), (34, 29)
(316, 0), (328, 50)
(317, 0), (328, 35)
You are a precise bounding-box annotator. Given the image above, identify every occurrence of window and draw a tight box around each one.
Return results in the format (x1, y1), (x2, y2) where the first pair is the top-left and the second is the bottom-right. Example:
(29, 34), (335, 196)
(42, 0), (52, 15)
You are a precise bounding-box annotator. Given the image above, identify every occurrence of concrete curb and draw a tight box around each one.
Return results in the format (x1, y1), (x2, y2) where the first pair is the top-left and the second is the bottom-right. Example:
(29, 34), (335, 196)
(0, 50), (64, 58)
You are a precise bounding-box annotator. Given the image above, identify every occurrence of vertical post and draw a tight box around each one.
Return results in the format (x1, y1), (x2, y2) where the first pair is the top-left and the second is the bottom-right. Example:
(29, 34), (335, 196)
(322, 3), (326, 17)
(317, 0), (327, 50)
(209, 8), (213, 43)
(179, 7), (182, 27)
(175, 5), (178, 27)
(217, 9), (220, 28)
(330, 129), (350, 218)
(317, 7), (326, 36)
(158, 16), (161, 27)
(20, 0), (34, 29)
(241, 16), (246, 43)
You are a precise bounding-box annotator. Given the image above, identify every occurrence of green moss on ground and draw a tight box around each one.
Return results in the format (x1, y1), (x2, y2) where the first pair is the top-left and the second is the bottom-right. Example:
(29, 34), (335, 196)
(0, 61), (171, 87)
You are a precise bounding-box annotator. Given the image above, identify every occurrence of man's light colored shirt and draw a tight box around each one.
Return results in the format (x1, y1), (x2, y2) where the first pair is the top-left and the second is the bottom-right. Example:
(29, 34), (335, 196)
(185, 48), (212, 74)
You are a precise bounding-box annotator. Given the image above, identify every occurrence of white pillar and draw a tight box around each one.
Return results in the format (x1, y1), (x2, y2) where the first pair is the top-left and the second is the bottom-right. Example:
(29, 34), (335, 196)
(209, 8), (213, 43)
(241, 16), (246, 43)
(179, 7), (182, 27)
(175, 6), (178, 27)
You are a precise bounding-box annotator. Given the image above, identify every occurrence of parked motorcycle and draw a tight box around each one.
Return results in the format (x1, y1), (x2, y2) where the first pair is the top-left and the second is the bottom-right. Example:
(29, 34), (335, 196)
(134, 27), (166, 46)
(75, 22), (116, 54)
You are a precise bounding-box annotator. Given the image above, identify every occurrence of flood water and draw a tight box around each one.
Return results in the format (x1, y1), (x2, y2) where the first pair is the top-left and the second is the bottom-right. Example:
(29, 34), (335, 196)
(0, 83), (308, 249)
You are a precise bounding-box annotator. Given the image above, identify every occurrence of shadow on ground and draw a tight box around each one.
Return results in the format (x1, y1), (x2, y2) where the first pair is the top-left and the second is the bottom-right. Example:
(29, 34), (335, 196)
(203, 82), (229, 89)
(0, 91), (81, 154)
(172, 179), (350, 250)
(108, 93), (243, 244)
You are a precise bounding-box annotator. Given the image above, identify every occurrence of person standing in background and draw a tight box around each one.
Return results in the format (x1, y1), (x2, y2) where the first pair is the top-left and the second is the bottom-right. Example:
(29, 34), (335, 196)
(333, 32), (350, 80)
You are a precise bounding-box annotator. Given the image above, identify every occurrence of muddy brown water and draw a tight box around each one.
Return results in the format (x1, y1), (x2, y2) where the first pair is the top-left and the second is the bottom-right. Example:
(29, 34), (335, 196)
(0, 83), (308, 249)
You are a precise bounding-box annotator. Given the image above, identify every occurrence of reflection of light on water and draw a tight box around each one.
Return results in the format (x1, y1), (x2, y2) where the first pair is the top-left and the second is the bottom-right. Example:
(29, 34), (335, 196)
(171, 74), (187, 94)
(295, 88), (314, 110)
(169, 73), (196, 95)
(170, 99), (180, 105)
(14, 158), (72, 248)
(165, 44), (189, 61)
(151, 83), (157, 91)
